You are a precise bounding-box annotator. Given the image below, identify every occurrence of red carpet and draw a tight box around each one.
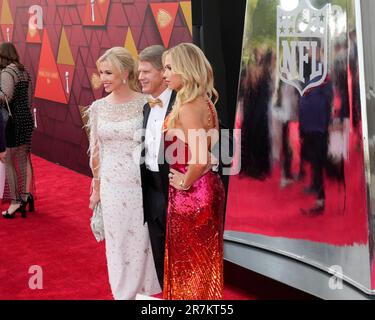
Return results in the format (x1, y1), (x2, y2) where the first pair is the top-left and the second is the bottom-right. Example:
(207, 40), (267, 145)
(0, 156), (112, 300)
(0, 156), (313, 300)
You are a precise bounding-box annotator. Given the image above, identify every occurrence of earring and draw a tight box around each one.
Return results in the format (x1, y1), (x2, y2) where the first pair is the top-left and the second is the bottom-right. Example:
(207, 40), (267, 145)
(122, 79), (127, 85)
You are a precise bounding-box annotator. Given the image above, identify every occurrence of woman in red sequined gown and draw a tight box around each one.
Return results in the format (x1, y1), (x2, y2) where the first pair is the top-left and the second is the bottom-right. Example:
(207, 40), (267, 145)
(161, 43), (225, 300)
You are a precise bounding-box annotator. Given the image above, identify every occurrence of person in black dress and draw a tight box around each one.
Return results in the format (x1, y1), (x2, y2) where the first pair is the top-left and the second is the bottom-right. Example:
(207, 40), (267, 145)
(0, 43), (35, 218)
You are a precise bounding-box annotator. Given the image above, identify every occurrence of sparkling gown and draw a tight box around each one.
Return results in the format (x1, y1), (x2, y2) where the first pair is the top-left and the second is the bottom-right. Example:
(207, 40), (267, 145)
(88, 95), (161, 300)
(162, 105), (226, 300)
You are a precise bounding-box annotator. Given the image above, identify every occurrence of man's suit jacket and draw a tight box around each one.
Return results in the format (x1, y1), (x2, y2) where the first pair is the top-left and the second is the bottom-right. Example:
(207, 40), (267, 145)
(141, 91), (176, 223)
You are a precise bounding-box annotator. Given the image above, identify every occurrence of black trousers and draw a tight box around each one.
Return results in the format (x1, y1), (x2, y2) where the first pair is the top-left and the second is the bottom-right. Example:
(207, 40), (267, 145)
(301, 131), (328, 200)
(144, 169), (168, 288)
(282, 122), (293, 179)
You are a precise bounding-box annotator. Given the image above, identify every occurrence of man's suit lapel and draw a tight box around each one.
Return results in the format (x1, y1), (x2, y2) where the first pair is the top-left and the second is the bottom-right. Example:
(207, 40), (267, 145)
(141, 103), (152, 161)
(143, 103), (151, 130)
(165, 90), (176, 118)
(158, 90), (176, 166)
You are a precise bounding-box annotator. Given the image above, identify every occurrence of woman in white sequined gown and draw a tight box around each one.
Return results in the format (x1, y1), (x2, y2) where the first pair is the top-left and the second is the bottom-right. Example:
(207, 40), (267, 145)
(88, 47), (160, 300)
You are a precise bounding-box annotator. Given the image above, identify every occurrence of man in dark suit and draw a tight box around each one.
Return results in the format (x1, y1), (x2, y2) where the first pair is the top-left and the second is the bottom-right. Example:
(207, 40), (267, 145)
(138, 45), (176, 287)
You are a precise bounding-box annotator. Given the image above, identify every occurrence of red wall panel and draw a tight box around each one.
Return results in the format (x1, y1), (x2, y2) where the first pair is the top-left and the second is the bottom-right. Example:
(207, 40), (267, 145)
(5, 0), (192, 175)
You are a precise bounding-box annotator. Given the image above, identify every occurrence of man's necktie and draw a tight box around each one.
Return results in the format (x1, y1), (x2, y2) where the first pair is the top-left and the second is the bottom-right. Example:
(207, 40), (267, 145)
(148, 98), (163, 108)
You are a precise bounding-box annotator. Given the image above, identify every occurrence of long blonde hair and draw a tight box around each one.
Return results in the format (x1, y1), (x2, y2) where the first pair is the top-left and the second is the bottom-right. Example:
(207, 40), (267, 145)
(96, 47), (140, 92)
(163, 43), (218, 129)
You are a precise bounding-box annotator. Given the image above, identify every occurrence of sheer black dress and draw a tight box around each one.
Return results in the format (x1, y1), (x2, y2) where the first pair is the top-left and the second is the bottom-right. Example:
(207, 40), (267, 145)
(0, 63), (34, 203)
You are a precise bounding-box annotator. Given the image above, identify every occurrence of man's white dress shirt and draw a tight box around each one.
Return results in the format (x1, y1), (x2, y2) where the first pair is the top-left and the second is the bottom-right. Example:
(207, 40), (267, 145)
(145, 88), (173, 172)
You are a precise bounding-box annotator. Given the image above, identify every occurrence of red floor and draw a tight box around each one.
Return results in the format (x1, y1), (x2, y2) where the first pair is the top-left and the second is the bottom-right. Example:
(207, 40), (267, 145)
(0, 157), (306, 300)
(0, 155), (314, 300)
(0, 156), (112, 300)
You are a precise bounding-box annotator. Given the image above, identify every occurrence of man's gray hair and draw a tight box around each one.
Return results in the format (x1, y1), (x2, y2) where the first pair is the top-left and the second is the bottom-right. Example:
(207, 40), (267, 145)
(138, 45), (166, 71)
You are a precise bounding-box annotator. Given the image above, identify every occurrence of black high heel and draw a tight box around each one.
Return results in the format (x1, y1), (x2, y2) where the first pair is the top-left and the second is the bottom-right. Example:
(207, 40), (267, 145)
(2, 201), (27, 219)
(26, 194), (35, 212)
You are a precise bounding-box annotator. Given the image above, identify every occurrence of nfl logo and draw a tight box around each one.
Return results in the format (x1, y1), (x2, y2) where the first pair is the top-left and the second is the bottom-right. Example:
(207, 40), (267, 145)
(277, 0), (331, 96)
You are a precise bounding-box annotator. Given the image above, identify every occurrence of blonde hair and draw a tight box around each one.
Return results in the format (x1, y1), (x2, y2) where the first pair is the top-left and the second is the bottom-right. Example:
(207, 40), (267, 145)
(96, 47), (140, 92)
(162, 43), (219, 129)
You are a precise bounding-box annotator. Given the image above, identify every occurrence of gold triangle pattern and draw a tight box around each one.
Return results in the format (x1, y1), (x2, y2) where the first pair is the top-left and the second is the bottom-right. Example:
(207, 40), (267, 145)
(124, 28), (138, 59)
(57, 27), (75, 66)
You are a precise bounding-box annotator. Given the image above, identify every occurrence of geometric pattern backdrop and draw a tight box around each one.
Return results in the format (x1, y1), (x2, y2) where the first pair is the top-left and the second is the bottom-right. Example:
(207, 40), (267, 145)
(5, 0), (192, 175)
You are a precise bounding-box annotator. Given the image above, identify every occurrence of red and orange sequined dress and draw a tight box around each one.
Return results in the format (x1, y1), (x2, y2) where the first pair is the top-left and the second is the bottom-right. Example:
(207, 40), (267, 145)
(162, 106), (226, 300)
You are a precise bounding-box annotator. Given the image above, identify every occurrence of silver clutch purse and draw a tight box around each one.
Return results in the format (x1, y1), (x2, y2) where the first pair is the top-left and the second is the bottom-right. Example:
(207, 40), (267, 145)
(90, 202), (105, 242)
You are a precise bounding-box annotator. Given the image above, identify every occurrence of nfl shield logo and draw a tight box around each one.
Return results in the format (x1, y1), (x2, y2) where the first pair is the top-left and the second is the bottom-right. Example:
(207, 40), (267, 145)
(277, 0), (331, 96)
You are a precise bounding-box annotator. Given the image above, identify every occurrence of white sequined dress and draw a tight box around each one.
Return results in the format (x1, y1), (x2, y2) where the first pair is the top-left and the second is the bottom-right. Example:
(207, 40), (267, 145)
(88, 95), (161, 300)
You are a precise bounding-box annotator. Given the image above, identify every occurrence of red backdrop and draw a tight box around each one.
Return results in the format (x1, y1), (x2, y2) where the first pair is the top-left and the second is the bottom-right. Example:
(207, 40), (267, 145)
(3, 0), (192, 175)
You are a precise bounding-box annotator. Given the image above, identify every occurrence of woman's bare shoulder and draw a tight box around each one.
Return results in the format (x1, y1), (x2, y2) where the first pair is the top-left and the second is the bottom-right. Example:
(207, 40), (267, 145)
(179, 101), (202, 118)
(181, 97), (207, 112)
(179, 100), (207, 129)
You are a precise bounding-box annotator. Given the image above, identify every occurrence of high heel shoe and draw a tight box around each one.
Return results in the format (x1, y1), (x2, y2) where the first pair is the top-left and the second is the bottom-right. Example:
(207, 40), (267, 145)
(26, 194), (35, 212)
(2, 201), (27, 219)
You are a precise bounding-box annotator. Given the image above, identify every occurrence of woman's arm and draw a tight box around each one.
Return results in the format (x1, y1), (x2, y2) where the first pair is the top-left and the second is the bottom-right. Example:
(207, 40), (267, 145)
(88, 103), (101, 208)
